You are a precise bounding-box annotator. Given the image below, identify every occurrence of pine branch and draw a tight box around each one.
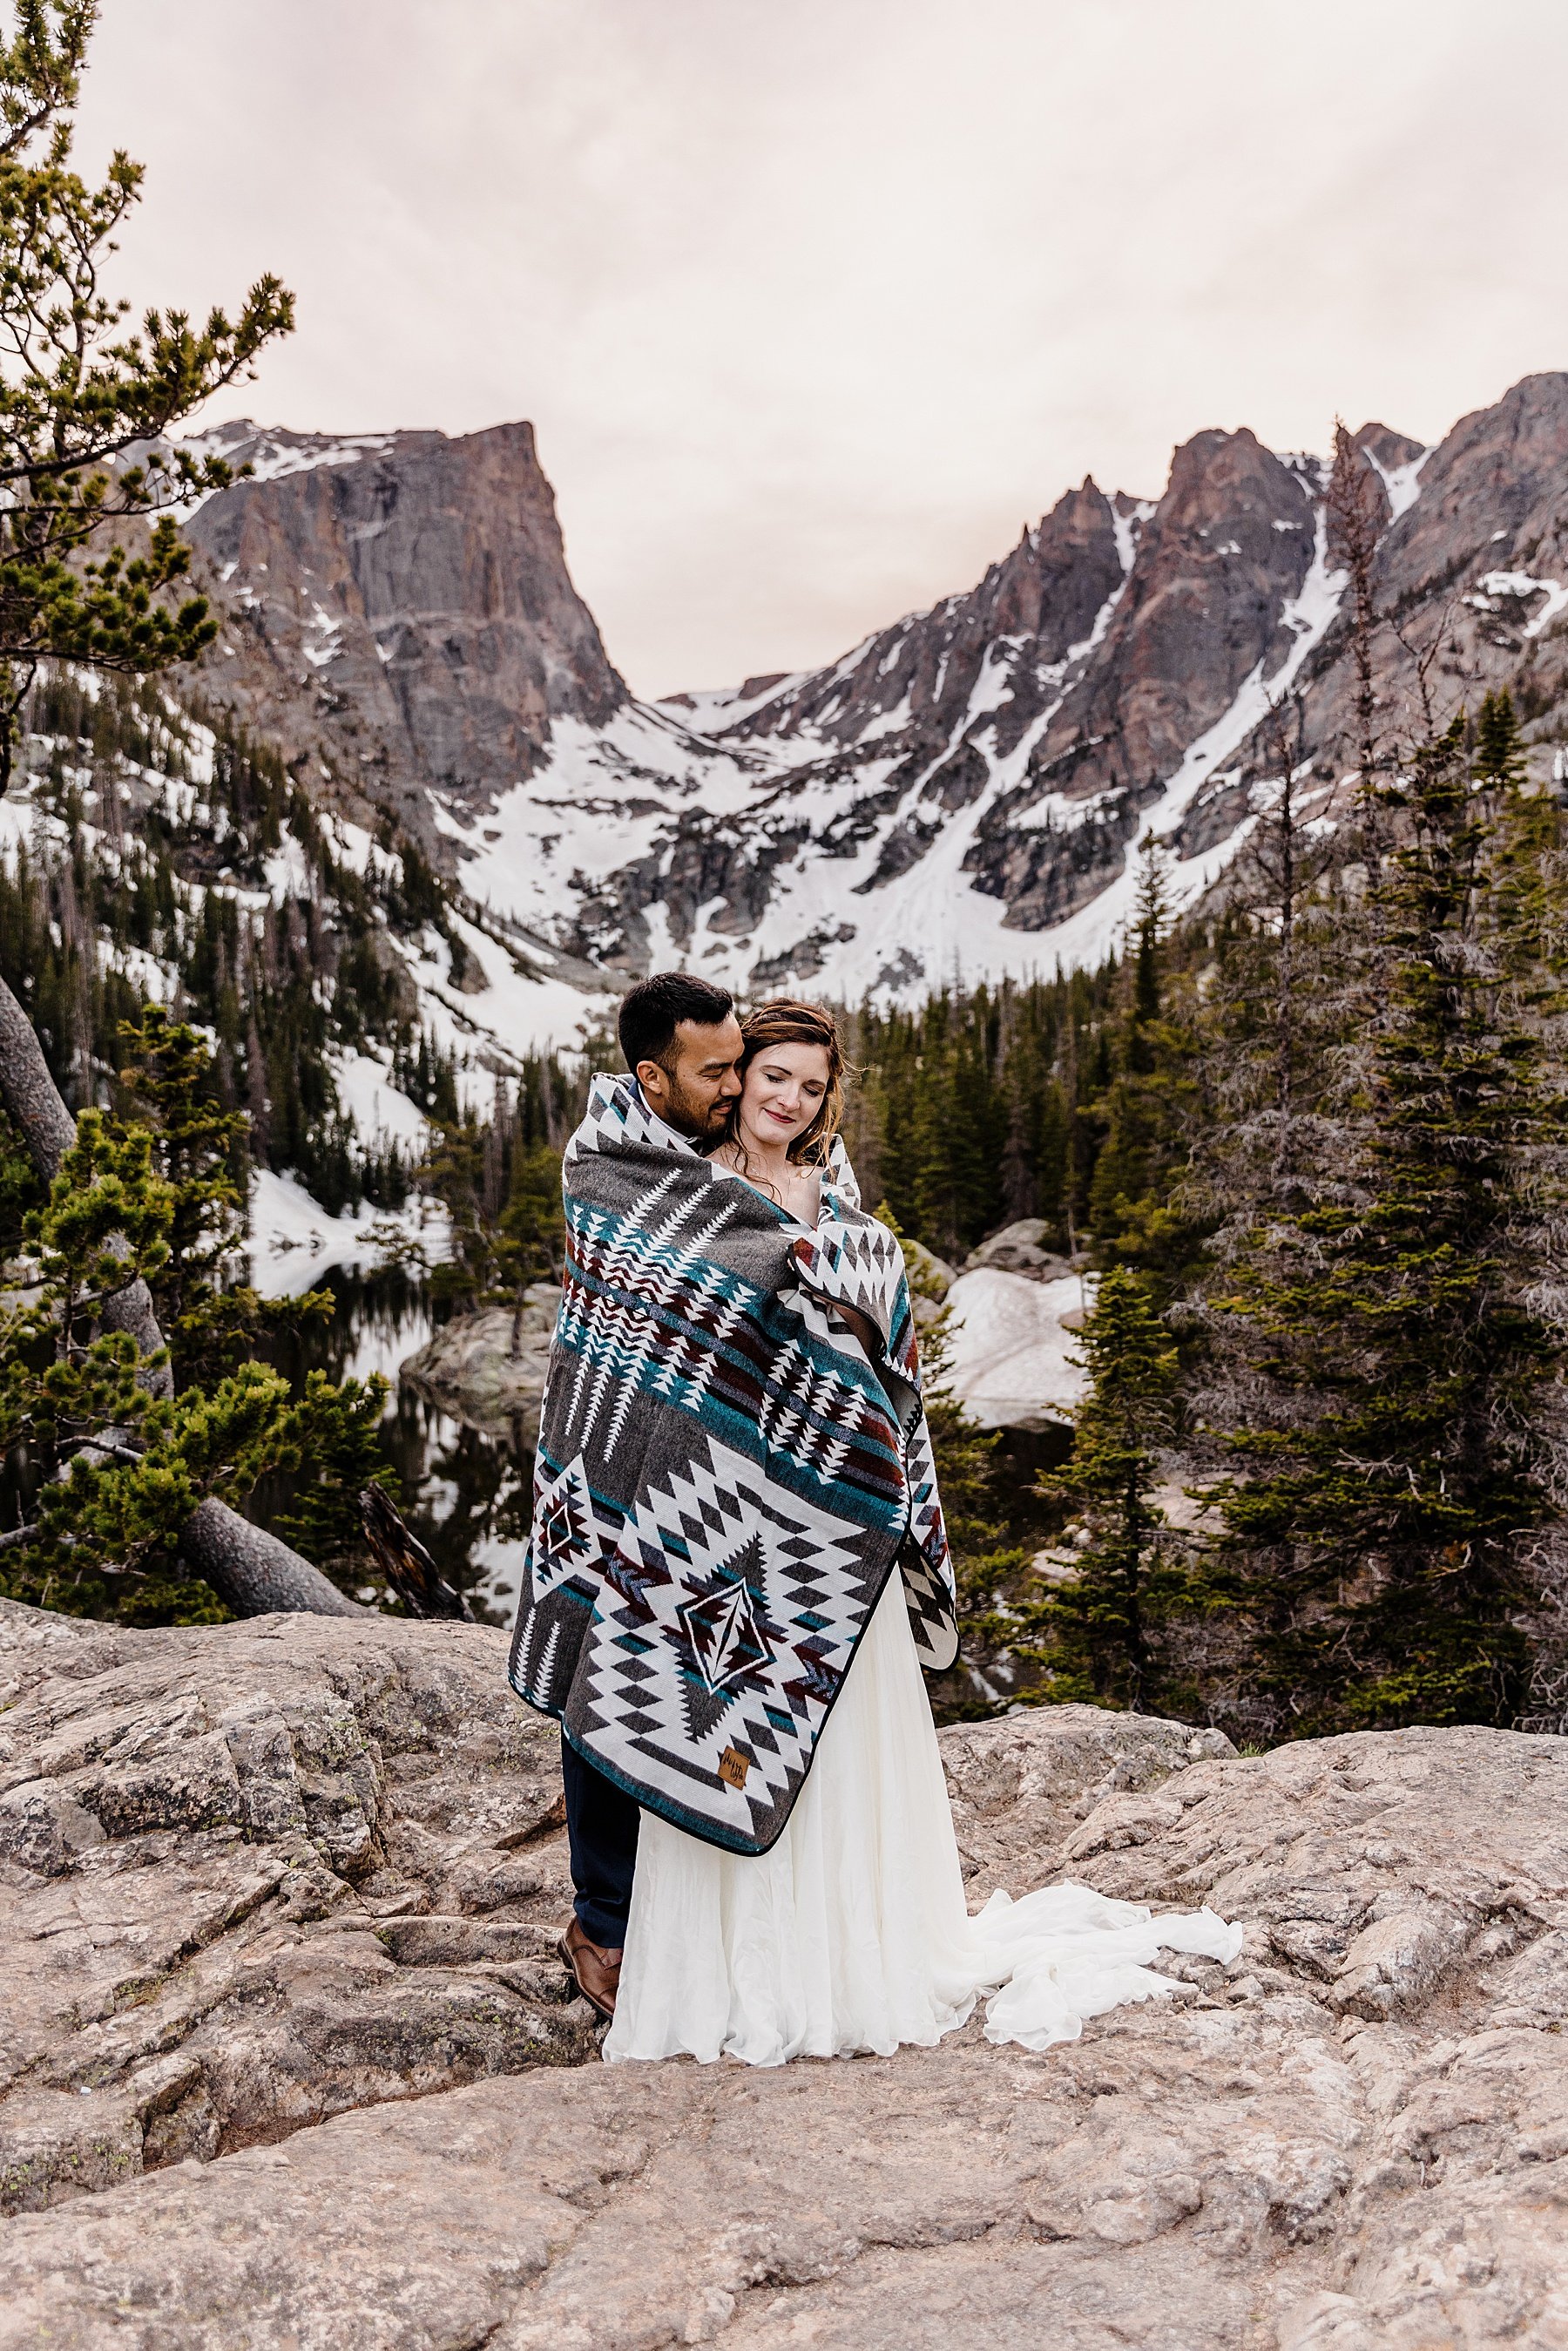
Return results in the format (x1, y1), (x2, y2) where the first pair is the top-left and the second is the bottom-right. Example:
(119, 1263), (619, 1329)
(0, 973), (363, 1617)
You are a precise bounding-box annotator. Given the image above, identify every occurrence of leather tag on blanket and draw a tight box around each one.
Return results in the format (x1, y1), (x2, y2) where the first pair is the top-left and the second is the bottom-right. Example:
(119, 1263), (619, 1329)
(718, 1745), (750, 1790)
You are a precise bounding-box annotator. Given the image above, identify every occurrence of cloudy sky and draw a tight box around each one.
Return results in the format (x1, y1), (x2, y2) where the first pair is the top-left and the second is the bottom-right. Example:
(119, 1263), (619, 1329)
(78, 0), (1568, 697)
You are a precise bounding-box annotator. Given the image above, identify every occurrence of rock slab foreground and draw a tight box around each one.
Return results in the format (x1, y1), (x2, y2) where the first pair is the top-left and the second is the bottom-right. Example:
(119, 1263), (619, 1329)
(0, 1600), (1565, 2348)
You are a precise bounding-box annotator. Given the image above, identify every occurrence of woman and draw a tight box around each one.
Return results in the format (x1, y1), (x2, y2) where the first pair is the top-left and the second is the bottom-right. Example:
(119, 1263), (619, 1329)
(603, 999), (1240, 2067)
(710, 998), (841, 1225)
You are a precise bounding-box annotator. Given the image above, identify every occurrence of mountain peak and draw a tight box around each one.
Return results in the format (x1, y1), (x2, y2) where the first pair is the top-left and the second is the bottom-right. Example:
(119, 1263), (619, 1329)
(172, 370), (1568, 1011)
(179, 417), (624, 830)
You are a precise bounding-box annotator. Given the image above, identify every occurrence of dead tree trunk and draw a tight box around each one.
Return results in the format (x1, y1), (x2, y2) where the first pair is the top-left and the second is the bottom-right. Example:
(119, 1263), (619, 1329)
(359, 1484), (472, 1621)
(0, 976), (364, 1618)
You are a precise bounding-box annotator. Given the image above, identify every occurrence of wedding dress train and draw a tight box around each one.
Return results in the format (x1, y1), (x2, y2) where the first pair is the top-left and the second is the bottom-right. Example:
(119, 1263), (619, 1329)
(604, 1570), (1242, 2067)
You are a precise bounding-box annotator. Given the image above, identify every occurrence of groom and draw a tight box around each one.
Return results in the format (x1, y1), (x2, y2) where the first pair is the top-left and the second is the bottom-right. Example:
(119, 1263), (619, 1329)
(558, 970), (744, 2019)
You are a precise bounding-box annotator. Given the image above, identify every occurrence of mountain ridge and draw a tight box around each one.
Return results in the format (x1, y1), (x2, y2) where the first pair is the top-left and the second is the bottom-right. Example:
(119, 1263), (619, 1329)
(160, 371), (1568, 1016)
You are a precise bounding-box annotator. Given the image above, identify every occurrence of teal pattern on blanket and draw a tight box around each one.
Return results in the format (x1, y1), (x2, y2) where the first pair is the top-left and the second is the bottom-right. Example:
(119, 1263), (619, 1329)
(508, 1072), (956, 1857)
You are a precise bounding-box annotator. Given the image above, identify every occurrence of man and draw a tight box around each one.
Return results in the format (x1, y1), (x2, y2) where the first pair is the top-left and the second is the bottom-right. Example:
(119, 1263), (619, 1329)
(620, 971), (745, 1145)
(558, 972), (743, 2018)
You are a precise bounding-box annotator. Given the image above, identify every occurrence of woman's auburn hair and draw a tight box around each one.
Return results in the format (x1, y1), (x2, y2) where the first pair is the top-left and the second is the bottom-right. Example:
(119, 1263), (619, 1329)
(733, 998), (847, 1166)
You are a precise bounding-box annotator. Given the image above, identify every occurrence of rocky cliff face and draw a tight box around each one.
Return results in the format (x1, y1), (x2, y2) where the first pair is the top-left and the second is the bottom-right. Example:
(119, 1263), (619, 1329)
(1, 1596), (1565, 2348)
(1288, 375), (1568, 778)
(179, 420), (625, 830)
(1152, 380), (1568, 871)
(698, 475), (1132, 761)
(172, 375), (1568, 1013)
(960, 429), (1322, 928)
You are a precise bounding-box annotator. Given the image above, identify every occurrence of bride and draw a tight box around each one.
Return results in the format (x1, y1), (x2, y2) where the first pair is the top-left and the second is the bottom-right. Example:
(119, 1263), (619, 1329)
(603, 997), (1240, 2068)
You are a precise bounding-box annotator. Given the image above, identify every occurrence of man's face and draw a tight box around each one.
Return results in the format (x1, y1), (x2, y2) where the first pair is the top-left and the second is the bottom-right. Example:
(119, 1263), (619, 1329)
(637, 1015), (745, 1138)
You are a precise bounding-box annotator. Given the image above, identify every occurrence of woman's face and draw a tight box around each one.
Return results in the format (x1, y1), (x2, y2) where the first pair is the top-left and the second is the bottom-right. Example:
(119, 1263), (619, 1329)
(737, 1040), (832, 1154)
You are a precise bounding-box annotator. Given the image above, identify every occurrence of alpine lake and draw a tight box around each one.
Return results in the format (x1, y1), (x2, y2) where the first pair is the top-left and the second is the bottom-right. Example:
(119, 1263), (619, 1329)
(253, 1268), (1070, 1639)
(257, 1269), (531, 1627)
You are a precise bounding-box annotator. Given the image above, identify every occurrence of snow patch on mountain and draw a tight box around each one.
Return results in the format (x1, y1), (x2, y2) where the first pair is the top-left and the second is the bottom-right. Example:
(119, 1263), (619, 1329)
(392, 904), (617, 1073)
(1111, 498), (1157, 579)
(1467, 570), (1568, 640)
(1366, 444), (1430, 522)
(332, 1050), (429, 1152)
(665, 675), (810, 735)
(443, 471), (1345, 1005)
(170, 423), (398, 522)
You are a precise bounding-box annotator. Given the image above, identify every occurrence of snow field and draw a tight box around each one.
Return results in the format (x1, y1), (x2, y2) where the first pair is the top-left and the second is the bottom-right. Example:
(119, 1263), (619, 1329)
(940, 1269), (1095, 1429)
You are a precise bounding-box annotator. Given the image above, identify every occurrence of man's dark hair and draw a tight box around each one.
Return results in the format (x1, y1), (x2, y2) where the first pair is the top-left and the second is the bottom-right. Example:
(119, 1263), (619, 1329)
(618, 972), (735, 1074)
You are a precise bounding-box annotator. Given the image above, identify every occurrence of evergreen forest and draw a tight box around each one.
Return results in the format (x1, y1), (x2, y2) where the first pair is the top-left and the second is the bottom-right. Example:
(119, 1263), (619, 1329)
(4, 0), (1566, 1761)
(8, 659), (1568, 1755)
(405, 685), (1568, 1749)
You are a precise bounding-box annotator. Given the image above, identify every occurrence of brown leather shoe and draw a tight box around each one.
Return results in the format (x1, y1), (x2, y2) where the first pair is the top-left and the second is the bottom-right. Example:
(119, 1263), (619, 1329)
(559, 1915), (623, 2022)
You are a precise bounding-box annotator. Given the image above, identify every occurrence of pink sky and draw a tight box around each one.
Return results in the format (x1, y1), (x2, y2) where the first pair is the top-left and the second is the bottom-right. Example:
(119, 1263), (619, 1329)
(78, 0), (1568, 698)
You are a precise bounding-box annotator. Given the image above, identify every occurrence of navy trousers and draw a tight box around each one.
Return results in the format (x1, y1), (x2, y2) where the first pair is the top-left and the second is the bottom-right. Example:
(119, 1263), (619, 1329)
(561, 1731), (640, 1947)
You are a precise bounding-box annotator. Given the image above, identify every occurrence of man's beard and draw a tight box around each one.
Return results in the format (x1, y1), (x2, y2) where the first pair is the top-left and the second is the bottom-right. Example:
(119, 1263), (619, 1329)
(661, 1070), (733, 1139)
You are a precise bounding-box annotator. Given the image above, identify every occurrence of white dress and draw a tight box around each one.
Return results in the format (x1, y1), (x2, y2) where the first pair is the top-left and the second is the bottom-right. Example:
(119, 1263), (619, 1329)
(604, 1569), (1242, 2067)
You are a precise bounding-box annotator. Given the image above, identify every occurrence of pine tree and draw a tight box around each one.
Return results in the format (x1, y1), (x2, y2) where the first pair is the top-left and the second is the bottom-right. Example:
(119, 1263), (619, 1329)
(498, 1139), (564, 1338)
(1179, 711), (1351, 1321)
(1327, 420), (1383, 788)
(112, 1008), (247, 1358)
(0, 1011), (405, 1621)
(0, 1094), (402, 1623)
(270, 1372), (396, 1599)
(1086, 843), (1200, 1286)
(1, 1108), (241, 1620)
(421, 1115), (494, 1304)
(0, 3), (293, 782)
(109, 1006), (340, 1388)
(1475, 688), (1526, 792)
(1206, 718), (1565, 1733)
(1017, 1267), (1193, 1711)
(873, 1202), (1024, 1713)
(1478, 688), (1565, 986)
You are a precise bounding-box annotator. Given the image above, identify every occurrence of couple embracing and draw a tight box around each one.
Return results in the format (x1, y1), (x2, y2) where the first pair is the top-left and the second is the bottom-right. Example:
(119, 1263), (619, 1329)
(509, 973), (1240, 2067)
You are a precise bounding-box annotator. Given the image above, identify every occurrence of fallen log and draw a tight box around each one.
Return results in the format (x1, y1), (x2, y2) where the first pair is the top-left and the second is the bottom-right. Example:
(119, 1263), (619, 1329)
(0, 975), (365, 1617)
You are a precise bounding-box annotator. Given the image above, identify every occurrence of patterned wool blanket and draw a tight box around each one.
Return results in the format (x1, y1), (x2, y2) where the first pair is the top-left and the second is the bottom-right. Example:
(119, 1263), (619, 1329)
(508, 1073), (956, 1855)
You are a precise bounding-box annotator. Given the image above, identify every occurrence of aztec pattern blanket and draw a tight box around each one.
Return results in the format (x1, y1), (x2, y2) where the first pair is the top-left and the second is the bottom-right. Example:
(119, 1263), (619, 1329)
(508, 1073), (956, 1855)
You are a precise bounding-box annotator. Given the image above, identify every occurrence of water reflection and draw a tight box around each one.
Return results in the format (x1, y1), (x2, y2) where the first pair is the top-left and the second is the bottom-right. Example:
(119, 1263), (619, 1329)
(257, 1268), (531, 1626)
